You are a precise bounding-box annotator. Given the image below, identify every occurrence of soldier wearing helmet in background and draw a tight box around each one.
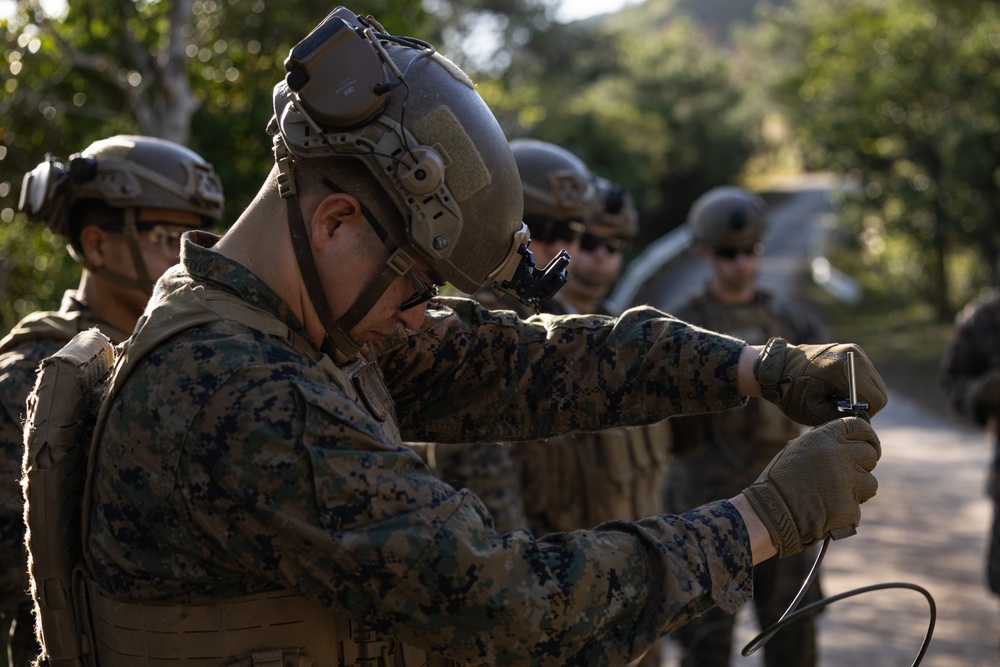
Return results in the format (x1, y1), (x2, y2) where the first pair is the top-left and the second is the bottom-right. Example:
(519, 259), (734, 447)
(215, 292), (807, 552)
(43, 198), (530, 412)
(507, 171), (672, 667)
(558, 175), (639, 314)
(665, 186), (830, 667)
(0, 135), (223, 666)
(509, 170), (670, 535)
(434, 149), (673, 565)
(507, 137), (591, 280)
(430, 138), (594, 532)
(49, 8), (887, 667)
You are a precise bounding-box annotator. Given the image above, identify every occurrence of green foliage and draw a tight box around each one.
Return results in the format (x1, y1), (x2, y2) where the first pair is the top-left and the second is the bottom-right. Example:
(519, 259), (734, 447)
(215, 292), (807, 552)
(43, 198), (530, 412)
(481, 13), (760, 247)
(8, 0), (996, 336)
(0, 215), (80, 336)
(804, 226), (956, 415)
(749, 0), (1000, 319)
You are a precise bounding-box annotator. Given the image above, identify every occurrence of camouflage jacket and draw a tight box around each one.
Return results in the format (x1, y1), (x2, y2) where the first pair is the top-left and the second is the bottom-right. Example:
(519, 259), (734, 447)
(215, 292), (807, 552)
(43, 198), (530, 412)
(666, 288), (828, 509)
(434, 286), (672, 535)
(0, 291), (127, 608)
(90, 232), (754, 666)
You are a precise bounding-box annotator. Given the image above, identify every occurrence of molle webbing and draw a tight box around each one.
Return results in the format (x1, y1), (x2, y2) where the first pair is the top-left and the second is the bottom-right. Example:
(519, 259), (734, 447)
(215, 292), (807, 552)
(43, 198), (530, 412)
(87, 584), (464, 667)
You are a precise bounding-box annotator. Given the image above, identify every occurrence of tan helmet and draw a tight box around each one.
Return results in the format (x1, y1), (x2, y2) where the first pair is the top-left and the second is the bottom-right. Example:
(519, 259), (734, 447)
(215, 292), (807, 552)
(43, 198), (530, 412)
(687, 186), (768, 247)
(509, 138), (599, 226)
(19, 135), (225, 244)
(591, 176), (639, 239)
(269, 7), (568, 357)
(270, 8), (533, 294)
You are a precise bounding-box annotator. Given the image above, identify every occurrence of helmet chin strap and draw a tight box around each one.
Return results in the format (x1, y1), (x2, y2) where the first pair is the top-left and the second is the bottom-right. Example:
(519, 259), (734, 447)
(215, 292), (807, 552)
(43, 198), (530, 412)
(284, 191), (364, 360)
(72, 209), (156, 295)
(276, 138), (419, 360)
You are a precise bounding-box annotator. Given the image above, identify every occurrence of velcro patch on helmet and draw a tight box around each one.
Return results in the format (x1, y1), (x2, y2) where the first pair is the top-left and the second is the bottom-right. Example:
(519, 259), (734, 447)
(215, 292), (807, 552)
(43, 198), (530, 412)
(413, 105), (490, 202)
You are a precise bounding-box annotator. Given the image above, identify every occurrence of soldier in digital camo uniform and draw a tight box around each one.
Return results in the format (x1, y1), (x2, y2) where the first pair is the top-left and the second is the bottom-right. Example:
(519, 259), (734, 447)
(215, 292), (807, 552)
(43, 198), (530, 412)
(664, 187), (830, 667)
(69, 8), (885, 667)
(940, 290), (1000, 600)
(0, 136), (223, 667)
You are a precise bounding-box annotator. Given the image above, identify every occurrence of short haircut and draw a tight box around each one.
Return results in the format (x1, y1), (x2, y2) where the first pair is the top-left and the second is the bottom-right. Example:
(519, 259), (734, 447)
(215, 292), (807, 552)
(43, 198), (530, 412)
(295, 157), (406, 248)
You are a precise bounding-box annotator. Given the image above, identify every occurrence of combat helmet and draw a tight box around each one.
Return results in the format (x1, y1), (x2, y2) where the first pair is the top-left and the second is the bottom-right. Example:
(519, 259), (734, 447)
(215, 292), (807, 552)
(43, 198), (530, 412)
(591, 176), (639, 240)
(686, 186), (768, 248)
(19, 135), (224, 292)
(509, 138), (598, 231)
(269, 7), (568, 357)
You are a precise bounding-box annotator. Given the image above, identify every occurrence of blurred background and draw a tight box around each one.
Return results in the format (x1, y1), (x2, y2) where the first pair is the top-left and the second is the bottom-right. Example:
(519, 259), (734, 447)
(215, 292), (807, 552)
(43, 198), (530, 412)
(3, 0), (999, 347)
(1, 1), (999, 664)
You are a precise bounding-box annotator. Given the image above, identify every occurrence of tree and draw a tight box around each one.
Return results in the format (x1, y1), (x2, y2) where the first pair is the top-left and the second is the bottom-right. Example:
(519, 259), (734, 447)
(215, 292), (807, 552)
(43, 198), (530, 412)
(748, 0), (1000, 318)
(481, 10), (760, 246)
(0, 0), (549, 334)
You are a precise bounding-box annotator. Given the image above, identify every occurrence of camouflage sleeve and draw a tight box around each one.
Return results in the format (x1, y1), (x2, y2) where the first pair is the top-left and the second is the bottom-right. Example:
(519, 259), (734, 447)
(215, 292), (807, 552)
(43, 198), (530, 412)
(378, 297), (747, 443)
(940, 296), (1000, 425)
(163, 368), (753, 666)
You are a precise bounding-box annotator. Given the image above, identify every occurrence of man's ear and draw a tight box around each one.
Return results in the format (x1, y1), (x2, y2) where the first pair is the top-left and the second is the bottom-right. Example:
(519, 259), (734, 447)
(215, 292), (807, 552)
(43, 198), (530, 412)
(310, 193), (363, 251)
(77, 225), (109, 268)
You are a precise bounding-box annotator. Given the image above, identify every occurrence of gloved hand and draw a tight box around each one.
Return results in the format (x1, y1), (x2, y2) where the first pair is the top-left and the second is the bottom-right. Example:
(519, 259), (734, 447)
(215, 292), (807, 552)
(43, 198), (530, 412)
(971, 369), (1000, 415)
(742, 417), (880, 558)
(754, 337), (888, 426)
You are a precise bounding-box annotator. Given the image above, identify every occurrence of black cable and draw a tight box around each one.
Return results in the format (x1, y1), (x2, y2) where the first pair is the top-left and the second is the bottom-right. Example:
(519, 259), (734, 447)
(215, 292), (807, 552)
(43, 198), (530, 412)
(741, 535), (937, 666)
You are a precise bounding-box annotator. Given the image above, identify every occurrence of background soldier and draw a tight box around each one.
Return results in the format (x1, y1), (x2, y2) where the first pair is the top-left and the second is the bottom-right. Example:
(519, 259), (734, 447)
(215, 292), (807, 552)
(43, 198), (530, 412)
(0, 135), (223, 666)
(508, 169), (673, 667)
(665, 186), (829, 667)
(940, 289), (1000, 600)
(54, 9), (885, 667)
(557, 175), (638, 315)
(512, 169), (671, 534)
(430, 137), (596, 531)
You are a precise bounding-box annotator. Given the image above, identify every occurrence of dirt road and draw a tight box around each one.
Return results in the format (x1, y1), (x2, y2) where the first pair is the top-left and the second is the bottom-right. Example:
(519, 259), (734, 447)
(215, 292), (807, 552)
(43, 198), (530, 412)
(808, 393), (998, 667)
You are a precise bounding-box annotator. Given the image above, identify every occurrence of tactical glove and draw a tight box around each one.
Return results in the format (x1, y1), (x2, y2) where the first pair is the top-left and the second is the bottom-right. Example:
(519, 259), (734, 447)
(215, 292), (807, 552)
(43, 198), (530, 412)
(742, 417), (881, 558)
(755, 337), (888, 426)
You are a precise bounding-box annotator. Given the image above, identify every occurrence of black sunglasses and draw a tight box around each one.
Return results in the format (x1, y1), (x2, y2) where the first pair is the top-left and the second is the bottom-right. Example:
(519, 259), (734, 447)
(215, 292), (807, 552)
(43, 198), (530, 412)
(400, 270), (440, 311)
(580, 233), (627, 254)
(713, 243), (763, 260)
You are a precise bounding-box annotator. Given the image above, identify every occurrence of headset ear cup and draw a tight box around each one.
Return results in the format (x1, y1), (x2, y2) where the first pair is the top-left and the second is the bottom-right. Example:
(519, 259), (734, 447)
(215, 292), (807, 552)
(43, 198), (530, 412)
(284, 13), (389, 129)
(19, 158), (72, 233)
